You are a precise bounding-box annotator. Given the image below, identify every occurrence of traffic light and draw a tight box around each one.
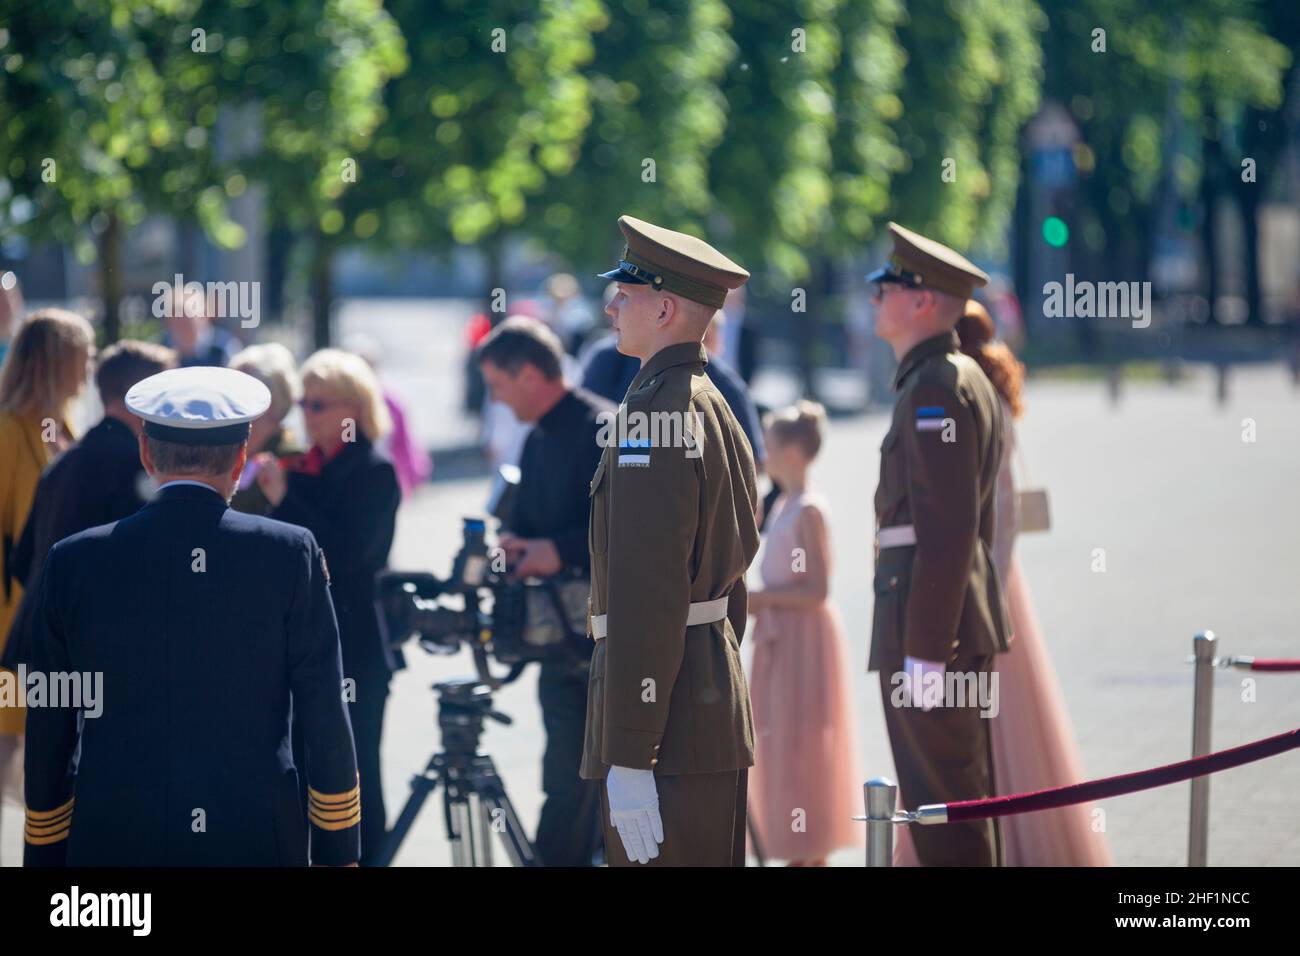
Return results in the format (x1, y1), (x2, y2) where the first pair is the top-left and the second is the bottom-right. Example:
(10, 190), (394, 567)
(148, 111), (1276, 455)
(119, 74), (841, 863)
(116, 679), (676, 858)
(1042, 215), (1070, 248)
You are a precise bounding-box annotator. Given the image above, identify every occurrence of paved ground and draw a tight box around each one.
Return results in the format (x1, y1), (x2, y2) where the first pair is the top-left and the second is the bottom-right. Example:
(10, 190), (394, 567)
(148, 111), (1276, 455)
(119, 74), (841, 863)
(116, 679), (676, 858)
(4, 300), (1299, 866)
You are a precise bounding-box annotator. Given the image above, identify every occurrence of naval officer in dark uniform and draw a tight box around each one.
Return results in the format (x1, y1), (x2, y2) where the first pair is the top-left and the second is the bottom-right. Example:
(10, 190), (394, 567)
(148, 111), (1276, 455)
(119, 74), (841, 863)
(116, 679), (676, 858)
(23, 366), (361, 866)
(866, 223), (1012, 866)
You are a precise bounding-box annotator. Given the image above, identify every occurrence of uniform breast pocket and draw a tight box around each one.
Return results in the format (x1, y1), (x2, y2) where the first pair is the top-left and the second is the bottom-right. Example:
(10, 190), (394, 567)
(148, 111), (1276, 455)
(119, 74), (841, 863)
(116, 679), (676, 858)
(588, 457), (609, 556)
(875, 426), (908, 514)
(871, 556), (910, 655)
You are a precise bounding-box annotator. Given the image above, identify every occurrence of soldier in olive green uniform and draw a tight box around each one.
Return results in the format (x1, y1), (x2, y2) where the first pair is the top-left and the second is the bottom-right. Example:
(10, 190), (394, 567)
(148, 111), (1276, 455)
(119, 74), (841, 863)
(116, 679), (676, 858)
(867, 223), (1013, 867)
(579, 215), (759, 866)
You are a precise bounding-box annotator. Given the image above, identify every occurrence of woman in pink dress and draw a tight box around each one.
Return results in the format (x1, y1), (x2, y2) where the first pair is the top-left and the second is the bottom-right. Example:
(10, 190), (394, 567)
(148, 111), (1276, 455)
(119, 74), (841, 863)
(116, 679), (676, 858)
(894, 303), (1111, 866)
(748, 401), (861, 866)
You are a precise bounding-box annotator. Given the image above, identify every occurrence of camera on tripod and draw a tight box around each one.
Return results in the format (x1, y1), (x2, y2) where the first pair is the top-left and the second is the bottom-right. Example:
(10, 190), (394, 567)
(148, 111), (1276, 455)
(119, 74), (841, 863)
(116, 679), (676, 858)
(372, 515), (587, 866)
(375, 517), (590, 684)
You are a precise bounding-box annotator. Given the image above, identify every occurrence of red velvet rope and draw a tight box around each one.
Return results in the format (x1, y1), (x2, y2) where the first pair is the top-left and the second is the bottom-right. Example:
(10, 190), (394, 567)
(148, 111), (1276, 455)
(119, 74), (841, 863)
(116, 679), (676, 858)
(1246, 659), (1300, 672)
(943, 727), (1300, 824)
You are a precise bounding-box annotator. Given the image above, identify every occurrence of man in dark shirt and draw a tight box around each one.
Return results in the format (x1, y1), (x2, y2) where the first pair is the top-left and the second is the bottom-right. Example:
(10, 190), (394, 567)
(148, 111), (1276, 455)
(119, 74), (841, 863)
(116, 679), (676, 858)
(580, 316), (766, 472)
(476, 317), (613, 867)
(2, 341), (177, 672)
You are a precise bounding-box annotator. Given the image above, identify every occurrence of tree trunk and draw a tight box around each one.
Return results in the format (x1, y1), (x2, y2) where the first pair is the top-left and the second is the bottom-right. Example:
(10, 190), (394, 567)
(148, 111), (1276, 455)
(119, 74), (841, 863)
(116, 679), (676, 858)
(265, 226), (292, 324)
(1240, 188), (1263, 326)
(1200, 134), (1221, 326)
(310, 237), (333, 349)
(799, 257), (832, 401)
(463, 231), (506, 414)
(98, 211), (124, 344)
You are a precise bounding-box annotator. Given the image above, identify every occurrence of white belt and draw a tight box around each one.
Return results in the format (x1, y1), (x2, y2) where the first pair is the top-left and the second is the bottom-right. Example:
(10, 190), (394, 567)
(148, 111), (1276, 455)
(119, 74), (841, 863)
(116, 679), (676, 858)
(876, 524), (917, 548)
(590, 596), (730, 640)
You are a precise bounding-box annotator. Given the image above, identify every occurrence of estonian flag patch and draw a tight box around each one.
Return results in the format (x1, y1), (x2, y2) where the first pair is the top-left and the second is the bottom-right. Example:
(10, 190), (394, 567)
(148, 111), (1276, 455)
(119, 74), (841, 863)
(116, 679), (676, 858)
(618, 437), (651, 467)
(915, 405), (945, 431)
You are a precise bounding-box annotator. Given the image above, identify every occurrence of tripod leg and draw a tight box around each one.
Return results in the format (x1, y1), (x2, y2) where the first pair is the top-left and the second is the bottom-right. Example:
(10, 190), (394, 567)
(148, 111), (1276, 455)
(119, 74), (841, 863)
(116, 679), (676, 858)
(477, 792), (539, 866)
(376, 753), (442, 867)
(468, 756), (542, 867)
(472, 793), (495, 868)
(446, 787), (473, 867)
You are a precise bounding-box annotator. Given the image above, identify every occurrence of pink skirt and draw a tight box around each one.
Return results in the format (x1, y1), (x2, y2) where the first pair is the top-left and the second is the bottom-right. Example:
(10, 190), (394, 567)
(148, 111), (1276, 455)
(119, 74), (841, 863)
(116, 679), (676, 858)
(748, 602), (863, 862)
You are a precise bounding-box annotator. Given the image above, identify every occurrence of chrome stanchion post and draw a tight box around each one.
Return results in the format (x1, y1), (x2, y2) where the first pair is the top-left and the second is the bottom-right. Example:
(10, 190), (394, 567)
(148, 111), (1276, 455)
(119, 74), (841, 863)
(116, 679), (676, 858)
(865, 777), (897, 867)
(1188, 630), (1216, 867)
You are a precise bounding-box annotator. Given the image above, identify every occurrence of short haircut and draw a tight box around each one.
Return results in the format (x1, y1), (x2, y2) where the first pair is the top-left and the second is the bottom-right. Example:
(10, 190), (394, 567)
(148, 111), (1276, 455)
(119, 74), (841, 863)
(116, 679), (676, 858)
(676, 294), (717, 335)
(474, 316), (564, 381)
(230, 342), (301, 422)
(96, 340), (177, 406)
(144, 435), (245, 477)
(764, 400), (827, 461)
(930, 287), (968, 322)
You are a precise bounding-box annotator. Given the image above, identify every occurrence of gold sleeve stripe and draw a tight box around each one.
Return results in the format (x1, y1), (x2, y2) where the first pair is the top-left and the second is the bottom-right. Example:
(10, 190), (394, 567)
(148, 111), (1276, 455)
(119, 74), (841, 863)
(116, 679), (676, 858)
(309, 792), (361, 813)
(25, 811), (73, 835)
(309, 791), (360, 809)
(25, 796), (75, 821)
(25, 828), (71, 846)
(25, 825), (70, 841)
(309, 808), (361, 831)
(308, 781), (360, 806)
(306, 801), (358, 822)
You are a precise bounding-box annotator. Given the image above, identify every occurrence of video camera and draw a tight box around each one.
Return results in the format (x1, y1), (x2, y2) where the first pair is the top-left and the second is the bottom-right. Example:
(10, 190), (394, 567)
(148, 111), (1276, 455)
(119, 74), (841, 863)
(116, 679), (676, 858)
(375, 517), (590, 687)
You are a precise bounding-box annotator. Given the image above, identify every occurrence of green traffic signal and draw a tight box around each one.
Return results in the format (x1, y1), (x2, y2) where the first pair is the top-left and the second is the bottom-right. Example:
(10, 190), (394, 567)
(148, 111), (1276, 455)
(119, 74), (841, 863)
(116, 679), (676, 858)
(1042, 216), (1070, 248)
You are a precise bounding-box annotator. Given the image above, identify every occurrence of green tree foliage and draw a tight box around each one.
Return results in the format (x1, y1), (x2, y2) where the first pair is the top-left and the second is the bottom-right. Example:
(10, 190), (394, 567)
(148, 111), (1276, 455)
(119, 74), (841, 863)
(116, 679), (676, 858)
(884, 0), (1044, 252)
(710, 0), (845, 286)
(532, 0), (737, 269)
(825, 0), (907, 254)
(0, 2), (234, 264)
(0, 0), (404, 341)
(1038, 0), (1290, 281)
(346, 0), (605, 255)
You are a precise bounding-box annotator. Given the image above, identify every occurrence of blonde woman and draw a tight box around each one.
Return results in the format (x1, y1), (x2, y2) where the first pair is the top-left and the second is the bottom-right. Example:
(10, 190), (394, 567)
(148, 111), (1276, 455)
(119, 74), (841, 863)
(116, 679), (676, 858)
(255, 348), (399, 866)
(228, 343), (304, 516)
(0, 308), (94, 844)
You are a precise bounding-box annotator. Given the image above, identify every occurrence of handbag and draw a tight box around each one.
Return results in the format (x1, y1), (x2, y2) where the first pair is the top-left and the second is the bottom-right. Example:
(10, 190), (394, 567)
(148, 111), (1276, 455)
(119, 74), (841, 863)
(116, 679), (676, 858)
(1014, 438), (1051, 534)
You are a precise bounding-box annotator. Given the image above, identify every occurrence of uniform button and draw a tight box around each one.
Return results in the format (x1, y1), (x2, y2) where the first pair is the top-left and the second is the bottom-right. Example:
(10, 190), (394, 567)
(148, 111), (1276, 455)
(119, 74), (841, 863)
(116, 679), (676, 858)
(889, 576), (898, 587)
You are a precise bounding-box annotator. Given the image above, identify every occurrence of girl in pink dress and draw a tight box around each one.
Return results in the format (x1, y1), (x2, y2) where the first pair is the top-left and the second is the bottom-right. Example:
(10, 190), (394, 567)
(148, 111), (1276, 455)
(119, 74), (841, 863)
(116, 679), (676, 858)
(748, 401), (862, 866)
(894, 303), (1111, 866)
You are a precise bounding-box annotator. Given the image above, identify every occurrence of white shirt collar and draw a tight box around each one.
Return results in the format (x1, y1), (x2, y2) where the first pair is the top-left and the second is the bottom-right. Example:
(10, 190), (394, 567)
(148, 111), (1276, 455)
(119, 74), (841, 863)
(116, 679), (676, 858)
(157, 479), (223, 494)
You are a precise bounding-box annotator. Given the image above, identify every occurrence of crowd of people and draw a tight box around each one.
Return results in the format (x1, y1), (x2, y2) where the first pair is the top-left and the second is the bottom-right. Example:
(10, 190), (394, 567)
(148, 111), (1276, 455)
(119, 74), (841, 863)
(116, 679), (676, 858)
(0, 280), (425, 865)
(0, 221), (1112, 866)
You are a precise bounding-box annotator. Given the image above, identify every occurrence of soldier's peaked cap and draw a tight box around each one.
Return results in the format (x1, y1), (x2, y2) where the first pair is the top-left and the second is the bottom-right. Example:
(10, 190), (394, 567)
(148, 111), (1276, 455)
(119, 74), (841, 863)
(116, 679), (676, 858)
(598, 215), (749, 309)
(866, 222), (989, 299)
(127, 366), (271, 446)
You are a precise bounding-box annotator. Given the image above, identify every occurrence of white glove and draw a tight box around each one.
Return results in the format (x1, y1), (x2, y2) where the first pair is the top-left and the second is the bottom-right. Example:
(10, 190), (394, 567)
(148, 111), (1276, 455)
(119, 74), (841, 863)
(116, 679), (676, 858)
(903, 655), (946, 711)
(606, 765), (664, 864)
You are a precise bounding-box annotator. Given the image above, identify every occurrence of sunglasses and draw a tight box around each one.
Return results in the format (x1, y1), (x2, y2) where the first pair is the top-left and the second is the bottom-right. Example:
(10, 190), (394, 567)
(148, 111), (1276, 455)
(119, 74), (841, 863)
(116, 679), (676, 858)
(298, 398), (339, 414)
(869, 280), (914, 303)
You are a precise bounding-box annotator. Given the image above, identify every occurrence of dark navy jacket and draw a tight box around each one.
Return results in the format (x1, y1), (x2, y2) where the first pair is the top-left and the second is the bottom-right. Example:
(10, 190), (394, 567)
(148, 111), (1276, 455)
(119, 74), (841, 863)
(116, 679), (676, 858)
(23, 483), (361, 866)
(269, 437), (402, 682)
(3, 415), (149, 671)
